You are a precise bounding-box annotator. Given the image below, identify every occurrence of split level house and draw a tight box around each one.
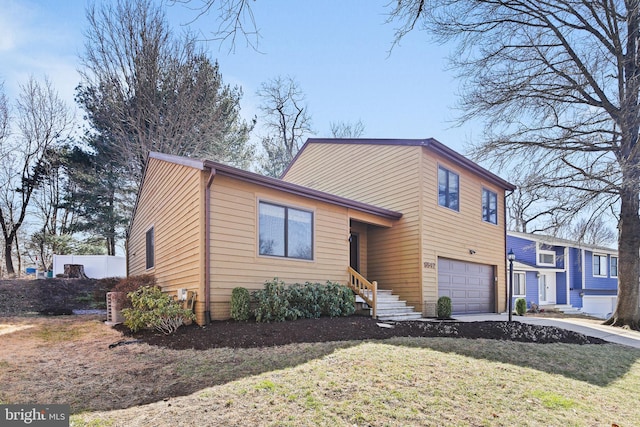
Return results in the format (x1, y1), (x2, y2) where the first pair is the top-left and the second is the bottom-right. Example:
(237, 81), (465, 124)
(127, 138), (515, 325)
(507, 231), (619, 318)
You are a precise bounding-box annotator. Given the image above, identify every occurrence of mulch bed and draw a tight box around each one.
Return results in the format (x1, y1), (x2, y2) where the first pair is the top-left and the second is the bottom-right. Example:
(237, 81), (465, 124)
(117, 315), (606, 350)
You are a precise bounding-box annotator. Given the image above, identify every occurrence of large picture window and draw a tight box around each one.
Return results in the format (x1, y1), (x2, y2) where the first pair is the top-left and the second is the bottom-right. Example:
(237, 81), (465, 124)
(145, 227), (154, 269)
(438, 166), (459, 211)
(259, 202), (313, 260)
(482, 188), (497, 224)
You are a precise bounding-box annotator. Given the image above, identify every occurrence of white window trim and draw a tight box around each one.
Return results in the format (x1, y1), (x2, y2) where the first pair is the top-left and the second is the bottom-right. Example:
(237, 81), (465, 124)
(537, 248), (556, 267)
(513, 272), (526, 297)
(610, 256), (618, 278)
(593, 253), (608, 277)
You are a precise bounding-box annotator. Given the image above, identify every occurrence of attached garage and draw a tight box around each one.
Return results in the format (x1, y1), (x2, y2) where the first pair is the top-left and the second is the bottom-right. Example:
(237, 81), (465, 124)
(438, 258), (495, 314)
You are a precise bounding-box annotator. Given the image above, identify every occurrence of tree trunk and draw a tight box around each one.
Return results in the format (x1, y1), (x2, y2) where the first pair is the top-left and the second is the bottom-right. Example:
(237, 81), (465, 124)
(604, 186), (640, 329)
(64, 264), (88, 279)
(4, 239), (15, 277)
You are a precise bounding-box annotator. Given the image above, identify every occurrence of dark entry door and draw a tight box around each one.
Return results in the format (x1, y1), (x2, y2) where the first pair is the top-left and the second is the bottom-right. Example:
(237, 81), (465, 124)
(349, 233), (359, 272)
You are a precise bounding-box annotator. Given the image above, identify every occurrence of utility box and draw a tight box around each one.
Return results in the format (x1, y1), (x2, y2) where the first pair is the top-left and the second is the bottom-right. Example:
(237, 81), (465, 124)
(105, 292), (125, 325)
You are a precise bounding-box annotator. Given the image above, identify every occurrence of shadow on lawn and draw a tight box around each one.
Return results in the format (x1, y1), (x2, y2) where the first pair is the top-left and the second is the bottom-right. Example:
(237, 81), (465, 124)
(389, 336), (640, 387)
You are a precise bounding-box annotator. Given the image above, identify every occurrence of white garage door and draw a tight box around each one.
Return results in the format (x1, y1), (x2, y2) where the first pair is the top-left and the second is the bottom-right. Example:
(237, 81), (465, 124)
(438, 258), (494, 314)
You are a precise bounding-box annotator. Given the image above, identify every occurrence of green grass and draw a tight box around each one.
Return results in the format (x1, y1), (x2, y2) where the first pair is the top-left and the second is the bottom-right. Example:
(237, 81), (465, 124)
(71, 337), (640, 426)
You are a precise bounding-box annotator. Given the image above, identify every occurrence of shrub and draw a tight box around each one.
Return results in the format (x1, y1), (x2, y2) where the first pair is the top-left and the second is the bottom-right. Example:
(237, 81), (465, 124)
(437, 296), (452, 319)
(122, 286), (195, 334)
(111, 274), (156, 310)
(252, 279), (355, 322)
(321, 281), (355, 317)
(230, 287), (251, 321)
(252, 279), (290, 322)
(515, 298), (527, 316)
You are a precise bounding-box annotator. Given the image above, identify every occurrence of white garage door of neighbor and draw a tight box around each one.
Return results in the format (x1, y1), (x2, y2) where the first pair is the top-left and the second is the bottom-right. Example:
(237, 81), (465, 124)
(438, 258), (494, 314)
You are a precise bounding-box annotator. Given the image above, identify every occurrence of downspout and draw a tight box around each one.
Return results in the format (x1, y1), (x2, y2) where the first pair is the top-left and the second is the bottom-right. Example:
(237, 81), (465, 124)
(204, 168), (216, 324)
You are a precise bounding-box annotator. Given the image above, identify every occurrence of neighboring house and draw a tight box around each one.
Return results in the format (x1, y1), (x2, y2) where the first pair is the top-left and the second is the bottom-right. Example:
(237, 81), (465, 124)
(507, 231), (618, 318)
(128, 138), (515, 325)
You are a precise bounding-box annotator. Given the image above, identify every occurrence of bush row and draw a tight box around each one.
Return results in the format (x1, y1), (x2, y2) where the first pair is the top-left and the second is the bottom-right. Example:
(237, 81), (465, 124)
(231, 278), (355, 322)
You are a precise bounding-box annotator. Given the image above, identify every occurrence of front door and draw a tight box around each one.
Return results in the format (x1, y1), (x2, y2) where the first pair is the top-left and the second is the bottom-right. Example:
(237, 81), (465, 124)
(538, 273), (556, 305)
(349, 233), (359, 272)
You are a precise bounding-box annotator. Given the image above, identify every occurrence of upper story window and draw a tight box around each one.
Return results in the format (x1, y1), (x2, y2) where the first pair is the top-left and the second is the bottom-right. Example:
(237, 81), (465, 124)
(610, 256), (618, 277)
(438, 166), (459, 211)
(145, 226), (155, 269)
(537, 248), (555, 266)
(593, 254), (607, 277)
(259, 201), (313, 260)
(481, 188), (497, 224)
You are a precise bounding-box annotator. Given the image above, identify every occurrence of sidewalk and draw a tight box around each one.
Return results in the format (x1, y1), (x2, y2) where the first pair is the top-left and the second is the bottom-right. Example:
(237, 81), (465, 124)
(452, 313), (640, 349)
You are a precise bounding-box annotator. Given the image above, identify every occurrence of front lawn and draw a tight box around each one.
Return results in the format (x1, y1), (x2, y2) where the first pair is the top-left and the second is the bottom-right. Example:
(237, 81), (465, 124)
(1, 315), (636, 426)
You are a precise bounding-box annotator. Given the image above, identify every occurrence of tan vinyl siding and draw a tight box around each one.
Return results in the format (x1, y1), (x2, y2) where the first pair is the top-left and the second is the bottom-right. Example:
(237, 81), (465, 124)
(284, 143), (423, 311)
(128, 158), (204, 320)
(208, 175), (350, 319)
(421, 151), (507, 314)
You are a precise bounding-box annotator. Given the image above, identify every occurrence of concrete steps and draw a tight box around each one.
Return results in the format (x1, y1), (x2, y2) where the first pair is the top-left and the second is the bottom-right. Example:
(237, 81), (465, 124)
(366, 289), (422, 321)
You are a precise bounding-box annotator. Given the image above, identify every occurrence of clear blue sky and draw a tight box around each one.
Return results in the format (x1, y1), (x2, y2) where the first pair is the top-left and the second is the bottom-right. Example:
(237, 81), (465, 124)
(0, 0), (477, 154)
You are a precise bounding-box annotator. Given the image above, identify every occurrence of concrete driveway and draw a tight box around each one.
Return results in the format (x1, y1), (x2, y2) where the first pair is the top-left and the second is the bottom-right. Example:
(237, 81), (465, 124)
(452, 313), (640, 349)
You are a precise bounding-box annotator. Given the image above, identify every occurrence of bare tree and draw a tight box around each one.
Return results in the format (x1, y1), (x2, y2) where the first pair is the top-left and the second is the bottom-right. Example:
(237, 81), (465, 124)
(389, 0), (640, 328)
(78, 0), (254, 185)
(506, 158), (599, 234)
(257, 76), (312, 177)
(565, 217), (617, 248)
(0, 77), (73, 276)
(330, 120), (365, 138)
(168, 0), (260, 51)
(0, 82), (8, 148)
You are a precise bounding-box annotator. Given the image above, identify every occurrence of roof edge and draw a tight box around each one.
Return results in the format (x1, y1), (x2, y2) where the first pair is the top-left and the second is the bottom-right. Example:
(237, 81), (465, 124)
(508, 230), (618, 253)
(200, 159), (403, 220)
(149, 151), (206, 170)
(282, 138), (516, 190)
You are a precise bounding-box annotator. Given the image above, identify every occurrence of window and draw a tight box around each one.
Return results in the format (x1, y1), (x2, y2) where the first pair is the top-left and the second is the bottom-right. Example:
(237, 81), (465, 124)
(259, 202), (313, 260)
(593, 254), (607, 277)
(537, 250), (555, 266)
(145, 227), (154, 269)
(438, 166), (459, 211)
(610, 256), (618, 277)
(513, 272), (526, 296)
(482, 188), (497, 224)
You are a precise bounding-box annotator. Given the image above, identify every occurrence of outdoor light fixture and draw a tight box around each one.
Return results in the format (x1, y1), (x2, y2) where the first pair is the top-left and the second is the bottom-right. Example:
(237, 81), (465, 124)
(508, 249), (515, 322)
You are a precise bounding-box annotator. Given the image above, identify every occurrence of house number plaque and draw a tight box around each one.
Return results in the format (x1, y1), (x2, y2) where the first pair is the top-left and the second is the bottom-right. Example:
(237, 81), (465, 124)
(423, 262), (436, 269)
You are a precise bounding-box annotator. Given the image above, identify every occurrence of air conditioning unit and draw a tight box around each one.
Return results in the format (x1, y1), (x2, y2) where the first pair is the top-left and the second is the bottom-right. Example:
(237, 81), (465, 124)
(105, 292), (124, 325)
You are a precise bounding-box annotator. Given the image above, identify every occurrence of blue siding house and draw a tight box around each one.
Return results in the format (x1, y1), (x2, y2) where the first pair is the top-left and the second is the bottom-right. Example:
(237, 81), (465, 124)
(507, 231), (618, 318)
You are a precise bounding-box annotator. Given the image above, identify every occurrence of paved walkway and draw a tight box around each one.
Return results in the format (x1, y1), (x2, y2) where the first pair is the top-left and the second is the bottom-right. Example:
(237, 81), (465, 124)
(452, 313), (640, 349)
